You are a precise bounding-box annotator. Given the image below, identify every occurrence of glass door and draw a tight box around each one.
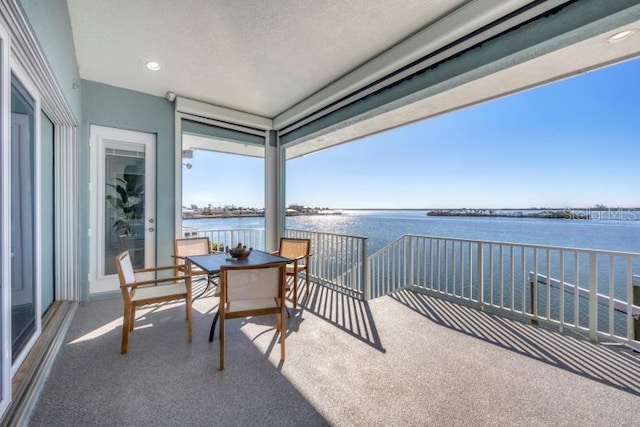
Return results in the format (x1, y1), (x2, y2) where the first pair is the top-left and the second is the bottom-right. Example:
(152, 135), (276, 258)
(89, 126), (156, 295)
(10, 75), (37, 364)
(0, 23), (9, 418)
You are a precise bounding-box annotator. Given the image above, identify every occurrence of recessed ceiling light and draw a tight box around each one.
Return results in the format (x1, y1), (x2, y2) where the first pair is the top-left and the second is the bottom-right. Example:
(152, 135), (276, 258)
(145, 61), (161, 71)
(606, 29), (638, 43)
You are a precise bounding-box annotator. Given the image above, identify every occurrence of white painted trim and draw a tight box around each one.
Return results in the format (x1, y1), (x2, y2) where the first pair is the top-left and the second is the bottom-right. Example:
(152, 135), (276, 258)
(89, 126), (157, 295)
(54, 125), (78, 301)
(274, 0), (570, 131)
(8, 59), (42, 378)
(0, 17), (11, 418)
(176, 96), (272, 130)
(174, 110), (182, 238)
(264, 133), (278, 252)
(183, 133), (265, 158)
(2, 0), (77, 126)
(180, 112), (266, 138)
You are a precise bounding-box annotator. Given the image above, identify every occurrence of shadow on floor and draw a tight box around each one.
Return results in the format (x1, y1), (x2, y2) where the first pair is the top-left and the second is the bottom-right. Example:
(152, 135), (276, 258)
(289, 277), (385, 353)
(391, 289), (640, 396)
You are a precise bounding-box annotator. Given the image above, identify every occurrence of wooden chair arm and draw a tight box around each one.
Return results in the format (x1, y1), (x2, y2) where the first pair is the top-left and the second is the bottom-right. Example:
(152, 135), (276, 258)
(121, 275), (195, 288)
(134, 265), (178, 273)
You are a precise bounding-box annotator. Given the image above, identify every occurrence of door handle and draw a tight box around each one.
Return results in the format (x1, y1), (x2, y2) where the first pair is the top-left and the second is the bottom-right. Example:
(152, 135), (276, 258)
(148, 227), (155, 232)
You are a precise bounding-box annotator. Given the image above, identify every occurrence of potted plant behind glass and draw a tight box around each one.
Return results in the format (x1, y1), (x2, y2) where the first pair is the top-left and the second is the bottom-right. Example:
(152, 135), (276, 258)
(106, 166), (145, 244)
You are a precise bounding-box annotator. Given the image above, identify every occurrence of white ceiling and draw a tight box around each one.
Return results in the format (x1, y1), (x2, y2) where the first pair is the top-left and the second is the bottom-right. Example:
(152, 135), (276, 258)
(66, 0), (640, 157)
(67, 0), (471, 118)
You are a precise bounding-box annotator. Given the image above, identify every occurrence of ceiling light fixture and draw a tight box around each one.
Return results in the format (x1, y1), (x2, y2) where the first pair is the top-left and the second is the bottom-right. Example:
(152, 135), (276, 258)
(606, 29), (638, 43)
(145, 61), (161, 71)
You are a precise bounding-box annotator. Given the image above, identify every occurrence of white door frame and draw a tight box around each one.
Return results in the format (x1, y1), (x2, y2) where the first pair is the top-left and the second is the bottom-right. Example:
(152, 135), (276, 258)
(89, 125), (156, 295)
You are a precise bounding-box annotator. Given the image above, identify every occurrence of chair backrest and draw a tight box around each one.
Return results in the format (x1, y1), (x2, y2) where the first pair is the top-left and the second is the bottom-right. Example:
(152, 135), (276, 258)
(115, 251), (136, 285)
(115, 251), (136, 302)
(174, 237), (210, 265)
(222, 264), (284, 303)
(279, 237), (310, 260)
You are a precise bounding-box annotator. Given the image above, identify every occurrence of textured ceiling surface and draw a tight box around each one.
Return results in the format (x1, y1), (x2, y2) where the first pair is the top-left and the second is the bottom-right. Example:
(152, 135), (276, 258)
(67, 0), (468, 117)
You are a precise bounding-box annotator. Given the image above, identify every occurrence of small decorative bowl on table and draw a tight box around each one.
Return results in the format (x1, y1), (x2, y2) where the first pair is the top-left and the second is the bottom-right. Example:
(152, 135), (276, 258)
(228, 244), (252, 260)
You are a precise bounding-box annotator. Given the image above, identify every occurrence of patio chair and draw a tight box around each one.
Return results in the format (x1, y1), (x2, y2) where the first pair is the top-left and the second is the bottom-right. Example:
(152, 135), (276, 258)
(115, 250), (193, 354)
(274, 237), (311, 308)
(174, 237), (218, 299)
(218, 264), (286, 370)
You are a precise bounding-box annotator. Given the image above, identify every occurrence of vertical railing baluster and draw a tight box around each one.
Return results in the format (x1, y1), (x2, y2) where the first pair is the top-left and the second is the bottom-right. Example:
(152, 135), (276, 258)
(500, 245), (504, 309)
(510, 245), (514, 311)
(408, 236), (414, 290)
(574, 252), (580, 329)
(626, 257), (633, 341)
(589, 253), (598, 341)
(546, 249), (551, 321)
(489, 243), (494, 306)
(560, 251), (565, 330)
(451, 241), (456, 296)
(609, 255), (614, 337)
(478, 242), (484, 307)
(430, 239), (435, 292)
(363, 237), (369, 299)
(469, 242), (473, 301)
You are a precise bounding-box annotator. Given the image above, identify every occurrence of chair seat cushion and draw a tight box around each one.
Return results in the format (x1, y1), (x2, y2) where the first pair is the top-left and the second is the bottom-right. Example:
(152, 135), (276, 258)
(227, 298), (278, 314)
(286, 264), (307, 273)
(132, 283), (187, 302)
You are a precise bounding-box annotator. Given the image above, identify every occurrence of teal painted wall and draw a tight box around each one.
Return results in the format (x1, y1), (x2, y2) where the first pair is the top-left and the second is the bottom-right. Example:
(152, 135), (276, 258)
(40, 112), (54, 313)
(80, 80), (175, 301)
(17, 0), (82, 122)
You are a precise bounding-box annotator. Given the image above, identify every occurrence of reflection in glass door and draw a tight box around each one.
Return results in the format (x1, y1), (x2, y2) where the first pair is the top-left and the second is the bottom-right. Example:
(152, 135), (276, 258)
(10, 76), (36, 362)
(104, 146), (146, 274)
(89, 126), (156, 295)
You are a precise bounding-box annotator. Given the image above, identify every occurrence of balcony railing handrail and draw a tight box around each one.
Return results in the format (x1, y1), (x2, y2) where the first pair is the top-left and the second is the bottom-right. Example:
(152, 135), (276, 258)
(286, 228), (368, 240)
(399, 233), (640, 257)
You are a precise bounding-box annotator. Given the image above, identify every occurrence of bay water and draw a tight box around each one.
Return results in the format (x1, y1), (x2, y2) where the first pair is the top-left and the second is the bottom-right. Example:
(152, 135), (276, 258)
(183, 209), (640, 255)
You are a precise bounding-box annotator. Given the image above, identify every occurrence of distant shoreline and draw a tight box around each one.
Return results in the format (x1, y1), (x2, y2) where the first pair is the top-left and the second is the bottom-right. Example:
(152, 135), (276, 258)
(426, 209), (588, 220)
(338, 207), (640, 211)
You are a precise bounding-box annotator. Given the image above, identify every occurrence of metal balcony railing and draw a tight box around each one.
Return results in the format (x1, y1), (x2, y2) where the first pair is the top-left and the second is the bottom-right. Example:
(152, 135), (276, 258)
(285, 229), (368, 299)
(184, 227), (368, 298)
(185, 226), (640, 345)
(369, 234), (640, 346)
(185, 227), (266, 252)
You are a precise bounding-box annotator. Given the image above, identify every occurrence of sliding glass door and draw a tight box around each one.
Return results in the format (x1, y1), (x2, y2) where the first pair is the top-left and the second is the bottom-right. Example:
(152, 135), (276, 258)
(10, 75), (38, 363)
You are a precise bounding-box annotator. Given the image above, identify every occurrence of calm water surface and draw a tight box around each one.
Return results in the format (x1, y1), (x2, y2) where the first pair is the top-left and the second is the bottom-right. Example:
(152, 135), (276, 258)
(184, 210), (640, 254)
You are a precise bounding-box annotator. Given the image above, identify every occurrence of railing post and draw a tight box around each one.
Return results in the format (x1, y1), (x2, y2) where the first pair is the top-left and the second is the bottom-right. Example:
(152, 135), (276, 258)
(633, 275), (640, 341)
(408, 236), (414, 290)
(529, 272), (538, 325)
(477, 242), (484, 308)
(588, 253), (598, 341)
(363, 237), (370, 300)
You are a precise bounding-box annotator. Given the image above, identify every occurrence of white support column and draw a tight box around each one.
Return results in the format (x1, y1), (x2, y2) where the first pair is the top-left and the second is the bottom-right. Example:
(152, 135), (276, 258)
(54, 125), (79, 301)
(264, 130), (284, 252)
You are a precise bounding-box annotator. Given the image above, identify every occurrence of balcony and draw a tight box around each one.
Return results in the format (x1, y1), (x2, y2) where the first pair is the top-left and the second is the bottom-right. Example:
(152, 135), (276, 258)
(21, 280), (640, 426)
(13, 231), (640, 425)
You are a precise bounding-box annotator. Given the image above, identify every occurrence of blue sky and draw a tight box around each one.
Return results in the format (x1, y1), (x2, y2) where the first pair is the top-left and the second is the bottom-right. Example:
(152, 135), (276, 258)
(183, 57), (640, 210)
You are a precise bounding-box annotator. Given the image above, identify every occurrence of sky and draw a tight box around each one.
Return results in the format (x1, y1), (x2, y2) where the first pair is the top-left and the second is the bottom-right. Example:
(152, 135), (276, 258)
(183, 56), (640, 210)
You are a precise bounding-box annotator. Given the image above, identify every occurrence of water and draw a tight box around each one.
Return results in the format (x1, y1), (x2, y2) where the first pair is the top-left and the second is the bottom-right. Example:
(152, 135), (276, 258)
(184, 209), (640, 255)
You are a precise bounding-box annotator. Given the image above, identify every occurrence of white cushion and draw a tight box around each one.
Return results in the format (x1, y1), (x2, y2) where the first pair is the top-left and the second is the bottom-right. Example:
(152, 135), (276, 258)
(227, 298), (278, 314)
(131, 283), (187, 302)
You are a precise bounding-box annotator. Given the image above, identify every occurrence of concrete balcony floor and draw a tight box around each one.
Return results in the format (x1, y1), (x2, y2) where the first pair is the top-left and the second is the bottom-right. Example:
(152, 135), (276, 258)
(28, 280), (640, 426)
